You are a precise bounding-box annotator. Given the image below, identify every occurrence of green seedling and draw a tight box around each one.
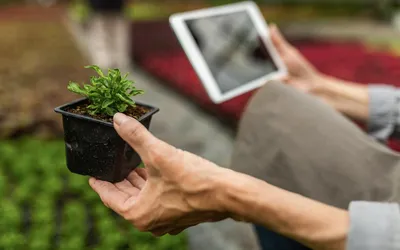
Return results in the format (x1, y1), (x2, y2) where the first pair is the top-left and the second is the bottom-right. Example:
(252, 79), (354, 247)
(68, 65), (144, 116)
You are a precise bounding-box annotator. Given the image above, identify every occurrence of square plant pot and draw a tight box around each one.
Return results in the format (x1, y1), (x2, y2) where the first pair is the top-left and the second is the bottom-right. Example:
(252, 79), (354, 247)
(55, 98), (159, 183)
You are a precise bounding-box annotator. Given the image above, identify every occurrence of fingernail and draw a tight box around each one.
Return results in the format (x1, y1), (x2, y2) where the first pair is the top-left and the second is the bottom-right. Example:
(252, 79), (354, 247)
(114, 113), (128, 125)
(89, 177), (96, 186)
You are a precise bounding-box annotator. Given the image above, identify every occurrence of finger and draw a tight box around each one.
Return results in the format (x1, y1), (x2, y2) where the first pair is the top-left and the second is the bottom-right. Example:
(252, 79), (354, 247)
(269, 23), (291, 54)
(113, 113), (156, 156)
(169, 227), (186, 235)
(151, 227), (174, 237)
(113, 113), (177, 162)
(135, 167), (148, 180)
(89, 178), (131, 212)
(126, 170), (146, 190)
(151, 226), (187, 236)
(278, 75), (290, 84)
(115, 179), (140, 196)
(151, 230), (168, 237)
(284, 80), (304, 90)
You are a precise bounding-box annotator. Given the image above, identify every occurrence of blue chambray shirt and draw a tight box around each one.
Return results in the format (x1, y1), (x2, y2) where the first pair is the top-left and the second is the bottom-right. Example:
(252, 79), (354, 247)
(347, 85), (400, 250)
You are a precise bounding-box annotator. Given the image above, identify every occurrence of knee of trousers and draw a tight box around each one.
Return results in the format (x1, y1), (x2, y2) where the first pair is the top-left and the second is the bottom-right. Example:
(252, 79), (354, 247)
(230, 81), (400, 207)
(230, 81), (322, 175)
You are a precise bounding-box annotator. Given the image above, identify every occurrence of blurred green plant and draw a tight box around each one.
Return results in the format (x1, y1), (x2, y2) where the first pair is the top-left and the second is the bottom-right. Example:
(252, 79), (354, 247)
(0, 0), (25, 6)
(68, 0), (91, 22)
(68, 0), (169, 21)
(0, 138), (187, 250)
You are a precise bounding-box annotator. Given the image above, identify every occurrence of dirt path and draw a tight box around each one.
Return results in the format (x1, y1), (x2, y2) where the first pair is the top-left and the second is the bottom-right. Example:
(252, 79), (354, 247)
(0, 4), (90, 138)
(0, 4), (64, 21)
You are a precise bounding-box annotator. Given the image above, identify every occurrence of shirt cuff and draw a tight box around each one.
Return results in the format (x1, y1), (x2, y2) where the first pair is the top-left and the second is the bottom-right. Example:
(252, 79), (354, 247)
(346, 201), (400, 250)
(367, 85), (400, 141)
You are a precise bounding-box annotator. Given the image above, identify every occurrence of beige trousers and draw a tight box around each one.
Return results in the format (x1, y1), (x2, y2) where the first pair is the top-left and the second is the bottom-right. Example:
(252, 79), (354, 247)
(187, 81), (400, 250)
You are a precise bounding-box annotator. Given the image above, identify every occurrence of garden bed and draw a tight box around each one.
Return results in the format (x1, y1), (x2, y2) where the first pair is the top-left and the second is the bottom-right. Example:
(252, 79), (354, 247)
(0, 12), (89, 139)
(0, 138), (186, 249)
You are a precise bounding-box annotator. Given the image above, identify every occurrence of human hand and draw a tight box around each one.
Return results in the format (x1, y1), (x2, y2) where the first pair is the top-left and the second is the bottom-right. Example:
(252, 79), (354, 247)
(270, 24), (369, 120)
(89, 113), (229, 236)
(270, 23), (327, 93)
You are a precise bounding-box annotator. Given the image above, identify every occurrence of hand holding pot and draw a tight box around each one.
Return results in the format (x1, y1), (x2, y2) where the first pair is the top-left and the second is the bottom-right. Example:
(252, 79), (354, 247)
(89, 113), (229, 236)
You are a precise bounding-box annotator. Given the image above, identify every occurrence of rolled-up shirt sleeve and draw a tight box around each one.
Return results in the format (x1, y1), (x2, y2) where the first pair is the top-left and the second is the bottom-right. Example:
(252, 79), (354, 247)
(346, 201), (400, 250)
(368, 85), (400, 141)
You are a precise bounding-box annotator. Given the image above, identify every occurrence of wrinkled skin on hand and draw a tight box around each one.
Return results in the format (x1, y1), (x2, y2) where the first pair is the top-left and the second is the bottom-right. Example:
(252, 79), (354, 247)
(89, 113), (229, 236)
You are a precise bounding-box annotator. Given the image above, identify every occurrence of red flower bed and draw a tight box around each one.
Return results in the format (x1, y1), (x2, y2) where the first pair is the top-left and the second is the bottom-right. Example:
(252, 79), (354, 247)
(136, 37), (400, 151)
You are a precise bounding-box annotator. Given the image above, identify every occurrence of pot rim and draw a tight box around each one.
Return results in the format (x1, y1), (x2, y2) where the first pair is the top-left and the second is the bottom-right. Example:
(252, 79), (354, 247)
(54, 98), (160, 128)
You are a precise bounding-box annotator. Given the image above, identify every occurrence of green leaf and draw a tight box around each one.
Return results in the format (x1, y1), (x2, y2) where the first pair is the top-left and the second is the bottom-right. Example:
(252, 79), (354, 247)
(104, 107), (115, 116)
(116, 93), (133, 104)
(84, 65), (104, 77)
(67, 82), (87, 96)
(129, 89), (145, 96)
(88, 109), (97, 116)
(102, 99), (114, 109)
(117, 103), (128, 112)
(67, 65), (144, 116)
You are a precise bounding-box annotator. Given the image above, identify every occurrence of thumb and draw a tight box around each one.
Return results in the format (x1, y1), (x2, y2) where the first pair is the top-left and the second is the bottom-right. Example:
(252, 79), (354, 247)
(269, 23), (291, 54)
(113, 113), (173, 161)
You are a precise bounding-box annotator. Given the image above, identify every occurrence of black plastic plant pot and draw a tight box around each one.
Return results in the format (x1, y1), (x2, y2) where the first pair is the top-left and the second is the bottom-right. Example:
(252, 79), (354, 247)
(54, 98), (159, 183)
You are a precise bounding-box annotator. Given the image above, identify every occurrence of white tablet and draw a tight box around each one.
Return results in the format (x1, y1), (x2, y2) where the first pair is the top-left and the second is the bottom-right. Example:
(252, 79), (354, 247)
(169, 1), (287, 104)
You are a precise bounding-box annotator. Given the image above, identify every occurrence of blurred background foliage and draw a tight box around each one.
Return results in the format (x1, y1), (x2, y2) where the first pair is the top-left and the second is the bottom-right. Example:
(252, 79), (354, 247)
(0, 139), (186, 250)
(66, 0), (400, 22)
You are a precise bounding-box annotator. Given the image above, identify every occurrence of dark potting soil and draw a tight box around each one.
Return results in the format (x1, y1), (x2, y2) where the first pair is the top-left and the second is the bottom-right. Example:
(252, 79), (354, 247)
(66, 103), (149, 123)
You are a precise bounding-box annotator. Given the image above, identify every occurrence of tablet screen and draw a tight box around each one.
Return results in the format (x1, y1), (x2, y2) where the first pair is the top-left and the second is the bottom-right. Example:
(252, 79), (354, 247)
(185, 10), (279, 94)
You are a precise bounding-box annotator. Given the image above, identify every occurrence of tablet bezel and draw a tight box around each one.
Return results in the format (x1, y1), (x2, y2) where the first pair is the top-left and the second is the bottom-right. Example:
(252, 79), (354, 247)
(169, 1), (287, 104)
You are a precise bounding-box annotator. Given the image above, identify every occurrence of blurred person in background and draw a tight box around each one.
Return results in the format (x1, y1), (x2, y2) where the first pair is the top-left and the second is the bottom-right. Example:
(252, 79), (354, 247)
(87, 0), (131, 69)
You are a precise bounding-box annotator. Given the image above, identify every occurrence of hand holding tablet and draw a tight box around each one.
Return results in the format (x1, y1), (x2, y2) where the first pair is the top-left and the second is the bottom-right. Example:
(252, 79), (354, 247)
(169, 1), (287, 104)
